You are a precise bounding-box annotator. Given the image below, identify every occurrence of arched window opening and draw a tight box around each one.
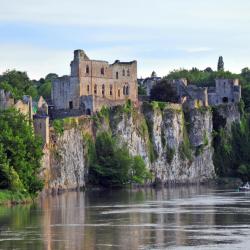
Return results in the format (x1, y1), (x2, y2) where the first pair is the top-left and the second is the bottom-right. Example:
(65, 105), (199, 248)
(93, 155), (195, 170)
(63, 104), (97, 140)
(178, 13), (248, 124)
(101, 67), (104, 75)
(118, 89), (120, 97)
(87, 85), (90, 94)
(110, 85), (113, 96)
(127, 69), (130, 77)
(86, 65), (89, 74)
(123, 86), (126, 95)
(102, 84), (105, 97)
(122, 69), (125, 76)
(116, 72), (119, 79)
(94, 84), (97, 95)
(126, 86), (129, 95)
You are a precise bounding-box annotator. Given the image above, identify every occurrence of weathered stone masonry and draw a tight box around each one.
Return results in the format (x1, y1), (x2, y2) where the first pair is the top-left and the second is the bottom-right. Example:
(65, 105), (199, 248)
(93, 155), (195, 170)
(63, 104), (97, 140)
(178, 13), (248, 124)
(52, 49), (138, 115)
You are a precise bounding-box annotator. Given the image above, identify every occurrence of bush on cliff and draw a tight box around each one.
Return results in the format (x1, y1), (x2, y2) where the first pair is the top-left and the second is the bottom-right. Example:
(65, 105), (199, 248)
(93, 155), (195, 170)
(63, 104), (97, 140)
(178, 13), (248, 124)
(213, 110), (250, 181)
(89, 132), (151, 187)
(0, 108), (44, 197)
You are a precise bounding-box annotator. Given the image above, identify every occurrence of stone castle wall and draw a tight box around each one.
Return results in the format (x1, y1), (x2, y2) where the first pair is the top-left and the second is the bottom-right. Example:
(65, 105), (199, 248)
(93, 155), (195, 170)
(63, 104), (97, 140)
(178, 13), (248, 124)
(52, 50), (138, 114)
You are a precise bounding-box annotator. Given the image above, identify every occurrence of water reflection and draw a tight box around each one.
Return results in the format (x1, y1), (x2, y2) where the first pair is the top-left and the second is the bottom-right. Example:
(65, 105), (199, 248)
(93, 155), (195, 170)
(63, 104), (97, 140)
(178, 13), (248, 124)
(0, 186), (250, 249)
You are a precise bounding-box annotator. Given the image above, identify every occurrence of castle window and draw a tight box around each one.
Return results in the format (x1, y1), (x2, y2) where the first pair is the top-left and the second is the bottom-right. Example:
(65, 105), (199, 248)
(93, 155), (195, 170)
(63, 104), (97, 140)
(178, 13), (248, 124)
(94, 84), (97, 95)
(101, 67), (104, 75)
(123, 69), (125, 76)
(116, 72), (119, 79)
(87, 85), (90, 94)
(123, 86), (126, 95)
(102, 84), (105, 97)
(118, 89), (120, 97)
(86, 65), (89, 74)
(126, 86), (129, 95)
(127, 69), (130, 77)
(222, 97), (228, 103)
(69, 101), (73, 109)
(110, 85), (113, 96)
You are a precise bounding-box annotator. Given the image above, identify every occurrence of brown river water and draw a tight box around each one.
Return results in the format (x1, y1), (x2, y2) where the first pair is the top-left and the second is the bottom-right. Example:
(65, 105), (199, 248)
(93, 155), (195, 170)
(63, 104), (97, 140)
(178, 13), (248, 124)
(0, 186), (250, 249)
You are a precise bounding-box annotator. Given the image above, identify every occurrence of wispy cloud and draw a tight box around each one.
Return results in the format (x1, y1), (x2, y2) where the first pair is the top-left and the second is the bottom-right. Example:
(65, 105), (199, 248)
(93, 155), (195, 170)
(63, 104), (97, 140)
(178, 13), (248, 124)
(0, 0), (250, 78)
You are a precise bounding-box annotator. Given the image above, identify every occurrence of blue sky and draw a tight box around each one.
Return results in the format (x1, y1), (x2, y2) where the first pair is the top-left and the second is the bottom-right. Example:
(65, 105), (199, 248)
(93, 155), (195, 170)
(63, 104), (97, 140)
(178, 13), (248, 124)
(0, 0), (250, 79)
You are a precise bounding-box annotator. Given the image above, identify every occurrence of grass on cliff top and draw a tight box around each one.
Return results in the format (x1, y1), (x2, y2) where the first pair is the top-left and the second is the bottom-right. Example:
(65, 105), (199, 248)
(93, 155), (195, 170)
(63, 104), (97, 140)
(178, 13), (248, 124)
(0, 190), (31, 205)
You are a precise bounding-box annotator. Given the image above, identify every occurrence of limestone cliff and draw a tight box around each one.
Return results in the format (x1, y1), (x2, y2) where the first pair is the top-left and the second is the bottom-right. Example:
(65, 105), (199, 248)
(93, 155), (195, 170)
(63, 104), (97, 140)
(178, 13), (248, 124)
(42, 102), (242, 191)
(41, 118), (92, 193)
(108, 103), (215, 184)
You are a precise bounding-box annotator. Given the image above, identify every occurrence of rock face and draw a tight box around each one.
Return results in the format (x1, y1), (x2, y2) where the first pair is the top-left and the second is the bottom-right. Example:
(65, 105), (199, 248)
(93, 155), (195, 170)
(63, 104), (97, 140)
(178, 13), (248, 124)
(213, 103), (241, 130)
(43, 103), (242, 191)
(110, 104), (215, 184)
(42, 128), (86, 193)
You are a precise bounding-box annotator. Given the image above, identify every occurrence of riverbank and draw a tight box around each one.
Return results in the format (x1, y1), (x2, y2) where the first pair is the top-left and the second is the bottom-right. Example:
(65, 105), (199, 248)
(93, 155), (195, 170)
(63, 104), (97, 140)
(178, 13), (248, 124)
(0, 190), (32, 205)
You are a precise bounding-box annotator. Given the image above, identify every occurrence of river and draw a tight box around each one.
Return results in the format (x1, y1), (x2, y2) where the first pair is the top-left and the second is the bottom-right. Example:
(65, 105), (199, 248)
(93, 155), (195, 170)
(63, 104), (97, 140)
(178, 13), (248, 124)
(0, 186), (250, 249)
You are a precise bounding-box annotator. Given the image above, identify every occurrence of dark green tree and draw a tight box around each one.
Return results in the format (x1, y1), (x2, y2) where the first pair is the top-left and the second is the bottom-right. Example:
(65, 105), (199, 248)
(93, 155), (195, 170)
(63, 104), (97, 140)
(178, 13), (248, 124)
(89, 132), (150, 187)
(150, 79), (178, 103)
(217, 56), (224, 71)
(0, 109), (44, 195)
(0, 70), (36, 99)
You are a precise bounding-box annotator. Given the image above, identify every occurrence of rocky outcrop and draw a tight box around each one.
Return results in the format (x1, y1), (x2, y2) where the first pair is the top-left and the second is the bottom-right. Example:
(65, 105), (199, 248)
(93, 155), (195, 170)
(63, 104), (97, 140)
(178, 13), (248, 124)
(43, 102), (242, 191)
(42, 128), (86, 193)
(213, 103), (241, 130)
(108, 104), (215, 184)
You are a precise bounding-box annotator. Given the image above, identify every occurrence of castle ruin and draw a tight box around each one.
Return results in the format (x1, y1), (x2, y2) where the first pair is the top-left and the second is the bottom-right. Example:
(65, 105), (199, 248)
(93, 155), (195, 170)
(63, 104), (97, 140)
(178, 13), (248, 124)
(52, 49), (138, 115)
(170, 78), (241, 109)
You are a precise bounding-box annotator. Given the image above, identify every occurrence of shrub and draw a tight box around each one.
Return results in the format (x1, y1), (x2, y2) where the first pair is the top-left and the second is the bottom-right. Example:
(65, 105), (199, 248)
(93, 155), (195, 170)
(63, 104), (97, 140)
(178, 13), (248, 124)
(0, 109), (44, 196)
(89, 132), (150, 186)
(53, 119), (64, 135)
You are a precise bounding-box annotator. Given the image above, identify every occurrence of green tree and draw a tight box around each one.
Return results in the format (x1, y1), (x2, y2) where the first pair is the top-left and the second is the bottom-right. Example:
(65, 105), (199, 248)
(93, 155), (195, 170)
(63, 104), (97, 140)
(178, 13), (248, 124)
(217, 56), (224, 71)
(0, 109), (44, 195)
(0, 70), (36, 99)
(37, 81), (52, 100)
(89, 132), (150, 187)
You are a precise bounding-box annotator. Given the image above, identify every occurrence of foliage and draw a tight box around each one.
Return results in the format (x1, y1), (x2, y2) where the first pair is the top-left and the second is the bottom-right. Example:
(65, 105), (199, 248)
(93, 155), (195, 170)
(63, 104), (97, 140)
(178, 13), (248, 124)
(0, 190), (31, 204)
(164, 68), (238, 87)
(82, 133), (96, 168)
(52, 119), (64, 135)
(166, 146), (175, 164)
(0, 70), (38, 99)
(89, 132), (151, 186)
(0, 109), (44, 196)
(0, 70), (57, 101)
(138, 85), (147, 95)
(217, 56), (224, 71)
(131, 156), (152, 184)
(213, 110), (250, 180)
(150, 79), (178, 102)
(37, 81), (51, 100)
(179, 114), (193, 161)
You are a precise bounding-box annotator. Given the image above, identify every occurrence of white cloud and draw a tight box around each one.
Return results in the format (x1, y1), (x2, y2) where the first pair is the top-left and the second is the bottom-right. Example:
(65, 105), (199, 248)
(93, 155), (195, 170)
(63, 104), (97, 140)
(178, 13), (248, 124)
(0, 0), (250, 78)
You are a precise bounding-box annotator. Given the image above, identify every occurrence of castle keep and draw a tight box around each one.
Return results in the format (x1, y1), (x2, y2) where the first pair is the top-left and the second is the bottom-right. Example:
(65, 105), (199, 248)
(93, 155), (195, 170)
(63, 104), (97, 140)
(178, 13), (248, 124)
(52, 50), (138, 115)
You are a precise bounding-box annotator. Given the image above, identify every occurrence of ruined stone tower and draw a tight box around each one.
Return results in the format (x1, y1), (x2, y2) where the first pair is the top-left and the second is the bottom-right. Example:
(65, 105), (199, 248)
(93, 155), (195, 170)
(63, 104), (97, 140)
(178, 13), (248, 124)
(52, 49), (138, 115)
